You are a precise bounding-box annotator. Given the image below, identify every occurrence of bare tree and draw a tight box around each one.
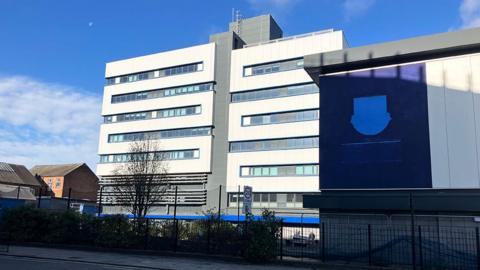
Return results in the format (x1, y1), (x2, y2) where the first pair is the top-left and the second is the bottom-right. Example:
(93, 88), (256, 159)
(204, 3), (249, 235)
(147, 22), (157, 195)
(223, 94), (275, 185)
(111, 138), (169, 226)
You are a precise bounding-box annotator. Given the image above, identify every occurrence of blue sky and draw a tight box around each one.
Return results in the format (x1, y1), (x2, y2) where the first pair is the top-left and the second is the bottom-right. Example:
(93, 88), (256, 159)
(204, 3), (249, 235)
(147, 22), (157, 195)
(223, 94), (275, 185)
(0, 0), (479, 170)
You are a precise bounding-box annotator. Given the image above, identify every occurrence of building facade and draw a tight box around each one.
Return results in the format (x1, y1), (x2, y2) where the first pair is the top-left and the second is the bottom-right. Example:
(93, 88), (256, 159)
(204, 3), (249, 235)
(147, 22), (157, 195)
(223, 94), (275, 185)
(31, 163), (99, 202)
(302, 26), (480, 220)
(97, 15), (345, 216)
(98, 14), (480, 219)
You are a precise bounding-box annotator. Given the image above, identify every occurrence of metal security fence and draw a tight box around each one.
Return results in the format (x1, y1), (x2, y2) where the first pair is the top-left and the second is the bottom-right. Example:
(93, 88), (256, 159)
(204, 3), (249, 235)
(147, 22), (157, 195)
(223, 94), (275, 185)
(276, 222), (480, 270)
(142, 217), (244, 257)
(2, 204), (480, 269)
(0, 232), (9, 253)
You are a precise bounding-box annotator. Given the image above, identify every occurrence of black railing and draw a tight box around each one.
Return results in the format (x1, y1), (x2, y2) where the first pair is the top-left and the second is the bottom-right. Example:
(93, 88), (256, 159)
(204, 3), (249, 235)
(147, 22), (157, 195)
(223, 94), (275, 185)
(276, 221), (480, 270)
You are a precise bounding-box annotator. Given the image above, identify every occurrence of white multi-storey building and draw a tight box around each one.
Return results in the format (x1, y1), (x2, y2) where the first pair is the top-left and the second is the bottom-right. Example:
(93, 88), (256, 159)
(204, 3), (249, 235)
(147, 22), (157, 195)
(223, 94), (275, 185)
(226, 31), (345, 210)
(97, 15), (346, 216)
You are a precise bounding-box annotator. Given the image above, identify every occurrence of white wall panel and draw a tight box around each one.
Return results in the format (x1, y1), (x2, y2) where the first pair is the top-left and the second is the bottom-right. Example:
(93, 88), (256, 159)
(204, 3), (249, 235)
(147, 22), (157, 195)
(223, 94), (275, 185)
(229, 93), (319, 141)
(427, 53), (480, 188)
(230, 31), (345, 92)
(105, 43), (215, 79)
(98, 43), (216, 177)
(102, 90), (214, 118)
(225, 31), (343, 194)
(226, 148), (319, 193)
(426, 60), (450, 188)
(96, 136), (212, 175)
(471, 55), (480, 187)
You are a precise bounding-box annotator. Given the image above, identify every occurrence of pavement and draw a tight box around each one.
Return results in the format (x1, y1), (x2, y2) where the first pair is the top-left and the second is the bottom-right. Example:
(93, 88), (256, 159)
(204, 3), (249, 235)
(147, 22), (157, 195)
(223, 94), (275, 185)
(0, 245), (388, 270)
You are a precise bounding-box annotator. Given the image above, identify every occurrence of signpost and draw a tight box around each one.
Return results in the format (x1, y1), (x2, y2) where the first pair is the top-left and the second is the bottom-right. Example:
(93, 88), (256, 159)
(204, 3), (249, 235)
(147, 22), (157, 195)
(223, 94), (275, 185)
(243, 186), (252, 216)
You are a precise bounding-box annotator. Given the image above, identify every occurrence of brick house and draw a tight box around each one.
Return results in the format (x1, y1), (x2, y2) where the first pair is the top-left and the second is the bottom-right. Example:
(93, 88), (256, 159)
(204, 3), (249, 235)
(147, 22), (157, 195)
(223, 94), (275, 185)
(30, 163), (98, 202)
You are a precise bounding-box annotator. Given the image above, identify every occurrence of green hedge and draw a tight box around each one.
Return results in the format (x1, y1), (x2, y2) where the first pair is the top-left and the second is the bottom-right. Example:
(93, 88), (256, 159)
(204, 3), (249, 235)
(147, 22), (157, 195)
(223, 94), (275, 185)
(0, 206), (135, 247)
(0, 206), (281, 262)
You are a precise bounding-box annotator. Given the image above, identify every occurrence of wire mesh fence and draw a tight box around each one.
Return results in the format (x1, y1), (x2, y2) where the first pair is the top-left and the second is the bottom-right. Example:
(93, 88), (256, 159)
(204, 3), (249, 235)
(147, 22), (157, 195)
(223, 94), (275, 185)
(134, 216), (480, 269)
(276, 222), (480, 270)
(1, 205), (480, 270)
(143, 218), (244, 257)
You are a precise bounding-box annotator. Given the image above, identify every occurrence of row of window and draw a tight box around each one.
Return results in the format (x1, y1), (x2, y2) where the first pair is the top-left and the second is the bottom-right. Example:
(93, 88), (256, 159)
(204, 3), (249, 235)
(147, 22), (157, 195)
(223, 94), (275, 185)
(228, 193), (303, 208)
(105, 62), (203, 85)
(99, 149), (200, 163)
(111, 83), (214, 104)
(242, 109), (319, 126)
(231, 83), (318, 103)
(108, 127), (212, 143)
(229, 136), (318, 152)
(243, 58), (304, 77)
(104, 105), (201, 123)
(240, 164), (319, 177)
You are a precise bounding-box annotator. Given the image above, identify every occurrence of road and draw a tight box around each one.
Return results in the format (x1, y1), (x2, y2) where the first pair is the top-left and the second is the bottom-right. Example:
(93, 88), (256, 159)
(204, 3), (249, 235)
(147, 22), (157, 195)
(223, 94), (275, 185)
(0, 255), (164, 270)
(0, 245), (377, 270)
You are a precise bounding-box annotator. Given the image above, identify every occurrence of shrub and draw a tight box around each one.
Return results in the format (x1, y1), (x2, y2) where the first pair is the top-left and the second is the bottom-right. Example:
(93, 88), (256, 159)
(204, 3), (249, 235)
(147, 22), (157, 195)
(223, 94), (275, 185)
(43, 210), (82, 244)
(243, 209), (281, 263)
(95, 215), (138, 248)
(0, 205), (50, 242)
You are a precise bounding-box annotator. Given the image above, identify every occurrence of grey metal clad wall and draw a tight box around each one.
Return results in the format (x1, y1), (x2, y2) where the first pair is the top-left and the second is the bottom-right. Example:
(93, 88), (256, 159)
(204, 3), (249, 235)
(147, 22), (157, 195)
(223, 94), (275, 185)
(207, 31), (234, 210)
(229, 15), (282, 45)
(207, 15), (283, 210)
(304, 27), (480, 77)
(269, 15), (283, 40)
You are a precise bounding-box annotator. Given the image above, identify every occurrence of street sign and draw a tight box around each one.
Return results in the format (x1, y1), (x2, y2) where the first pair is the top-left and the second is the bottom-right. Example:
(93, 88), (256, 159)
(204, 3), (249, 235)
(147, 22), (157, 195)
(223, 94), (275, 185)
(243, 185), (252, 215)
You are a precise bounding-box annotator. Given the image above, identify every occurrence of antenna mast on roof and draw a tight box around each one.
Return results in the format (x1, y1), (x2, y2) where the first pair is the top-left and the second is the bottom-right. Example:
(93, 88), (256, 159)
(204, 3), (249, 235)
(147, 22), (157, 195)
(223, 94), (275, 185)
(231, 8), (242, 35)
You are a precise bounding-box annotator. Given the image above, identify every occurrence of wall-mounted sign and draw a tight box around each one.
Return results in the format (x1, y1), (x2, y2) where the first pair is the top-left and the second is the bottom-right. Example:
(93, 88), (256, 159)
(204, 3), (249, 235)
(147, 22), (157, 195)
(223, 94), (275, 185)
(243, 185), (252, 215)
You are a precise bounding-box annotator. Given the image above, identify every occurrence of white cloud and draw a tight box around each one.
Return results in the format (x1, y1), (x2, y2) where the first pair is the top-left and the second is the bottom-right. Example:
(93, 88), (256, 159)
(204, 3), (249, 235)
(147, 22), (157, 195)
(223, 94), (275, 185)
(247, 0), (298, 9)
(0, 75), (101, 171)
(246, 0), (300, 19)
(342, 0), (375, 21)
(459, 0), (480, 28)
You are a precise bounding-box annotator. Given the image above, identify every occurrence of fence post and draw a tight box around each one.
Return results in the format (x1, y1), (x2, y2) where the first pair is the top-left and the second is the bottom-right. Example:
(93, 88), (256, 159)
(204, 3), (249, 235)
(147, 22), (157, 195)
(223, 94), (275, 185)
(144, 218), (150, 250)
(237, 185), (240, 226)
(476, 227), (480, 270)
(322, 222), (326, 263)
(410, 192), (416, 270)
(280, 220), (283, 260)
(37, 187), (42, 208)
(368, 224), (372, 266)
(218, 185), (222, 216)
(173, 186), (178, 252)
(301, 214), (304, 260)
(206, 219), (211, 253)
(97, 185), (104, 216)
(418, 225), (423, 270)
(67, 188), (72, 210)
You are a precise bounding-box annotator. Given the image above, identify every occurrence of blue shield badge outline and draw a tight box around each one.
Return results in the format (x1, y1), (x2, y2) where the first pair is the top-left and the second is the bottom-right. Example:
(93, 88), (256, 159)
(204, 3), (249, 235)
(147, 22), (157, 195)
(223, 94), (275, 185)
(351, 95), (391, 136)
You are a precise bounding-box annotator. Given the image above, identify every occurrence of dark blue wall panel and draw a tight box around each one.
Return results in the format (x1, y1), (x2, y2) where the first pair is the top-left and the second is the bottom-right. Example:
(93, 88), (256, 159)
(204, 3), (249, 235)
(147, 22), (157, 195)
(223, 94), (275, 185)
(318, 63), (432, 189)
